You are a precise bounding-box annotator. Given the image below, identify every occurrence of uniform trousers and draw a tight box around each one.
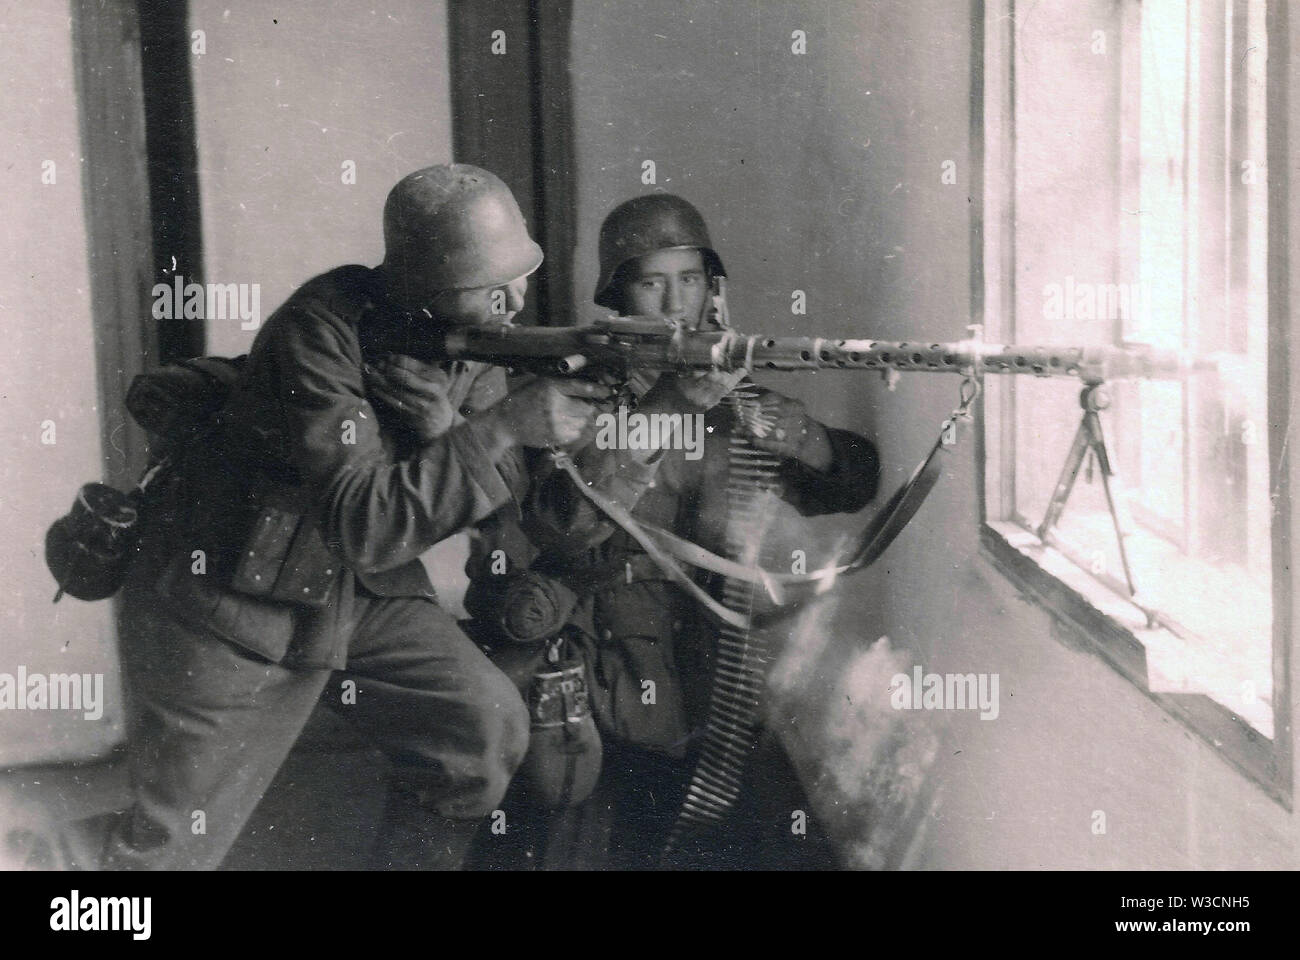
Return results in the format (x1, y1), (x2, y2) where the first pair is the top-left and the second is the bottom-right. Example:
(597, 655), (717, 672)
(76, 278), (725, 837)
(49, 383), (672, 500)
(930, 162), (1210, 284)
(56, 555), (529, 871)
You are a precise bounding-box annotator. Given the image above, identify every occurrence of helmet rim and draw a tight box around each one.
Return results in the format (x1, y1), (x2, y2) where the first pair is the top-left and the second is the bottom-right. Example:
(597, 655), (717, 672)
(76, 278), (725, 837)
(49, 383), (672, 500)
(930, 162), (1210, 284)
(593, 194), (727, 309)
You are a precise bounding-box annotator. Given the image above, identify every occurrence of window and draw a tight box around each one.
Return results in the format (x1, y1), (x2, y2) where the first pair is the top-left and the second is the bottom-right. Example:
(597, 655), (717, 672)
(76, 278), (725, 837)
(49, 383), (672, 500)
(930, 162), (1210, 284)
(979, 0), (1284, 800)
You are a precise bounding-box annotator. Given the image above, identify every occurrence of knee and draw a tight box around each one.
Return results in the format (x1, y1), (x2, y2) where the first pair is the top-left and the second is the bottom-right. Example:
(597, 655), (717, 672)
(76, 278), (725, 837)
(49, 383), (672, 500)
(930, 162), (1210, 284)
(441, 668), (530, 818)
(480, 666), (531, 777)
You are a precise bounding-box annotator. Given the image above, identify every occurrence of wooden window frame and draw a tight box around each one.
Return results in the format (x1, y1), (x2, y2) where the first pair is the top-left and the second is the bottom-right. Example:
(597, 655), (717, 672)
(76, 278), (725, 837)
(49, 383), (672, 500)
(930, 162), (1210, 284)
(448, 0), (575, 328)
(973, 0), (1292, 808)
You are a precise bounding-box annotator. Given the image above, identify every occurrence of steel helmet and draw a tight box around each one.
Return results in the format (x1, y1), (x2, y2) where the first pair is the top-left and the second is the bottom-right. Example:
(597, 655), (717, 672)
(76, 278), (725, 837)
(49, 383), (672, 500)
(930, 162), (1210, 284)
(593, 194), (727, 309)
(383, 164), (543, 292)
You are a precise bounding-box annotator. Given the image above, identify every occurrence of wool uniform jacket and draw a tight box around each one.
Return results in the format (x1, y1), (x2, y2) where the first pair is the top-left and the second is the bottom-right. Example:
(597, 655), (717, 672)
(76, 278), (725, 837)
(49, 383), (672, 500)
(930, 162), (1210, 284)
(474, 376), (882, 755)
(142, 265), (528, 670)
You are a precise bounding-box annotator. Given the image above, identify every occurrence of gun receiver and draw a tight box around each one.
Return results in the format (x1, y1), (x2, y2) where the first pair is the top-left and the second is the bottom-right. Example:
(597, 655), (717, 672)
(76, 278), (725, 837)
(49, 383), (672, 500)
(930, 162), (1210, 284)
(428, 316), (1211, 385)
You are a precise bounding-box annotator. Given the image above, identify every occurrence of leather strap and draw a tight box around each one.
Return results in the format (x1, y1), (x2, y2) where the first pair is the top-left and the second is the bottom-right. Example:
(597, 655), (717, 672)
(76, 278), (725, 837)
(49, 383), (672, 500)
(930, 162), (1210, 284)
(636, 522), (845, 603)
(550, 421), (952, 628)
(551, 453), (752, 629)
(841, 436), (949, 573)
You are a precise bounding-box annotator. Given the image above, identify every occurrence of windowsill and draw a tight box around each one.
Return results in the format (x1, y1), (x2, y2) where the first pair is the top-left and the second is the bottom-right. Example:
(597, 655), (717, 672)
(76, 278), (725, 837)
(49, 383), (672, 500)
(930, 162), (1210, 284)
(1007, 512), (1273, 738)
(980, 520), (1287, 809)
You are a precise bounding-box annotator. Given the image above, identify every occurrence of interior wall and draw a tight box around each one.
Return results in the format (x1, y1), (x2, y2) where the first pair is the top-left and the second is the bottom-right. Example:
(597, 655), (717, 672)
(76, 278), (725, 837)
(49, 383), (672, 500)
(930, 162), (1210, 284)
(189, 0), (453, 358)
(569, 0), (1299, 868)
(0, 1), (125, 764)
(570, 0), (969, 484)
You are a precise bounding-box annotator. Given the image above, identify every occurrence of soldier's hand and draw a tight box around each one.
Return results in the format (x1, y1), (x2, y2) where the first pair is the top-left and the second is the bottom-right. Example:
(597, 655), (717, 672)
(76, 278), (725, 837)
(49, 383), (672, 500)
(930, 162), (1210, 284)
(742, 392), (833, 470)
(364, 354), (460, 443)
(652, 369), (747, 411)
(494, 377), (610, 448)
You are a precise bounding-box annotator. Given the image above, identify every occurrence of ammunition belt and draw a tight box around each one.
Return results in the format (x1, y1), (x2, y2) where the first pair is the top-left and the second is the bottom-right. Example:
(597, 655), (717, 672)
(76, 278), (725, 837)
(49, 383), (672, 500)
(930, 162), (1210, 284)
(663, 383), (780, 858)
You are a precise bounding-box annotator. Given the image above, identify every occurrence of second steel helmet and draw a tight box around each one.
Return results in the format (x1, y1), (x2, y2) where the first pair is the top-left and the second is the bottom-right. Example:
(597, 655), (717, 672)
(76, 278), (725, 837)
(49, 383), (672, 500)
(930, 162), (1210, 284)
(593, 194), (727, 309)
(383, 164), (544, 292)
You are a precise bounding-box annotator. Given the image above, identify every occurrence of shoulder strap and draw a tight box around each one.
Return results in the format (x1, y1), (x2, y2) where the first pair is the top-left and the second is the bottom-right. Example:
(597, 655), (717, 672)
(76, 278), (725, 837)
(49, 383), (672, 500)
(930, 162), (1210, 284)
(549, 420), (953, 627)
(550, 452), (751, 629)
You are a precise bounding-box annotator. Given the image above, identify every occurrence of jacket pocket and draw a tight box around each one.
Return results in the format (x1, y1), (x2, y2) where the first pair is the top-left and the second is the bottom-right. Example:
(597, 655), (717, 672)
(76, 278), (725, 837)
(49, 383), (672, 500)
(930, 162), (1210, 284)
(155, 550), (297, 663)
(590, 634), (690, 758)
(586, 581), (696, 756)
(230, 505), (336, 608)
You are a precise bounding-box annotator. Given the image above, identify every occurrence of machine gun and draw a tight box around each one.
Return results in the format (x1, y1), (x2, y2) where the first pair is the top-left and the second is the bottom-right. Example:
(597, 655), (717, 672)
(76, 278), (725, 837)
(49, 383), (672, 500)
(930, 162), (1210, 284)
(408, 314), (1208, 386)
(403, 314), (1213, 628)
(432, 315), (1211, 855)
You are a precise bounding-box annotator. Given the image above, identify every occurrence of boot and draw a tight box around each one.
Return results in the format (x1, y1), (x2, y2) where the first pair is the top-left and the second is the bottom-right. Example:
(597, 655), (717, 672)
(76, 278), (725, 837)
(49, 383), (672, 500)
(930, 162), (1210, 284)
(366, 780), (485, 871)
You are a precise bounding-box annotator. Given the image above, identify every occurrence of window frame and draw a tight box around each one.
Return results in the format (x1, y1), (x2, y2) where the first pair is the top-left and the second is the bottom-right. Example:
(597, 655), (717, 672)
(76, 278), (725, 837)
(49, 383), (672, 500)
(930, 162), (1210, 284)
(973, 0), (1292, 808)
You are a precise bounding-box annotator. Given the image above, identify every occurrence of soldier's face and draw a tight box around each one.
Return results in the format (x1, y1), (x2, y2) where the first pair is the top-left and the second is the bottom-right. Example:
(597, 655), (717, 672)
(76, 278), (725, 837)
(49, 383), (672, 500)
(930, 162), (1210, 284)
(621, 248), (709, 326)
(429, 274), (528, 327)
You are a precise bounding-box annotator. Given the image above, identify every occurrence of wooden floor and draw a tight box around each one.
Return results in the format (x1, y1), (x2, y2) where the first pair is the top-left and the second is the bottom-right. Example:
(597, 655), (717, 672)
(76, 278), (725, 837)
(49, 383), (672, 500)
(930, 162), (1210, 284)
(0, 707), (853, 870)
(0, 707), (389, 871)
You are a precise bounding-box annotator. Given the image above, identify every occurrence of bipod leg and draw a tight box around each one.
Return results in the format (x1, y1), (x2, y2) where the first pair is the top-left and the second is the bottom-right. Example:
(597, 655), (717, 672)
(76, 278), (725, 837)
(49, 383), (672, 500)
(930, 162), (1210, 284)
(1036, 410), (1092, 541)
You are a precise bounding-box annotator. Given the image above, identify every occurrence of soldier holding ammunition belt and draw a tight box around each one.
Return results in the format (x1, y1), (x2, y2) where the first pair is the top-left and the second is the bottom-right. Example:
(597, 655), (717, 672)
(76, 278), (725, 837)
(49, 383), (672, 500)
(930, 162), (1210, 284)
(470, 194), (882, 869)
